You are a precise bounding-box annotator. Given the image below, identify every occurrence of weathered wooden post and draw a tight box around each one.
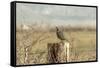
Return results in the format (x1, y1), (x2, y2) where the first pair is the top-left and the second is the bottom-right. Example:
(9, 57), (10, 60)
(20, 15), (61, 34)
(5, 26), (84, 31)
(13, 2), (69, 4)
(24, 46), (29, 64)
(64, 41), (70, 62)
(47, 41), (70, 63)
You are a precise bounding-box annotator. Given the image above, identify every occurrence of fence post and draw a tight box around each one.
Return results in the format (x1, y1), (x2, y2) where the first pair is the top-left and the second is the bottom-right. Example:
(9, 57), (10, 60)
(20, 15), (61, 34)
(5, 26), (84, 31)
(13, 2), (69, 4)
(47, 41), (70, 63)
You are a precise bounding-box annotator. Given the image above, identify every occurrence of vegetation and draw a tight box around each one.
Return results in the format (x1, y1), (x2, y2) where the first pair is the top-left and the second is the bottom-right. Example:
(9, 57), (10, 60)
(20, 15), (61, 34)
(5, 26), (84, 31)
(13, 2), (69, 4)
(16, 25), (96, 65)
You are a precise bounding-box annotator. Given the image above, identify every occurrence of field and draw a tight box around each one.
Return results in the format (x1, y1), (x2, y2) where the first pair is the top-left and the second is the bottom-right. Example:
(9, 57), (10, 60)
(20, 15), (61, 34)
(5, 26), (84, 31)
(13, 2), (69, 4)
(16, 27), (96, 65)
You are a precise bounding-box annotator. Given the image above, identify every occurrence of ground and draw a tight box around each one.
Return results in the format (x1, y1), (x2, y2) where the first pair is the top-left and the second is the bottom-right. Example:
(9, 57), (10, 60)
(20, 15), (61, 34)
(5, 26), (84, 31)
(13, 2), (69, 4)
(16, 29), (96, 65)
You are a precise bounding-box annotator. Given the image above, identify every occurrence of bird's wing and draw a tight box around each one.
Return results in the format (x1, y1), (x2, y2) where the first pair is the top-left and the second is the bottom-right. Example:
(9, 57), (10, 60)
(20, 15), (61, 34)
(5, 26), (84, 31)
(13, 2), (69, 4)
(58, 31), (65, 40)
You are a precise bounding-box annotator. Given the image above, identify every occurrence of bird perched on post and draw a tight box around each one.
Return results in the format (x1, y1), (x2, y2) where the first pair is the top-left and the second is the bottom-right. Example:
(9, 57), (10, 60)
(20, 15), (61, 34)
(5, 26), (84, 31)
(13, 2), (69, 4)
(56, 27), (66, 41)
(56, 26), (70, 62)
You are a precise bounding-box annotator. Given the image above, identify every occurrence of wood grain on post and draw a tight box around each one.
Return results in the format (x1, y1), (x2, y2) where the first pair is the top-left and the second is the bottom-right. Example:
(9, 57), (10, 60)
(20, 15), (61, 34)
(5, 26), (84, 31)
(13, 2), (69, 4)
(47, 42), (69, 63)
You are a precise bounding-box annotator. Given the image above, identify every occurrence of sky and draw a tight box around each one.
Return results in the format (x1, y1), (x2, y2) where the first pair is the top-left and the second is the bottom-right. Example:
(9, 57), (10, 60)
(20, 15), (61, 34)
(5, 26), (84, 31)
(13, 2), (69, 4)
(16, 3), (96, 27)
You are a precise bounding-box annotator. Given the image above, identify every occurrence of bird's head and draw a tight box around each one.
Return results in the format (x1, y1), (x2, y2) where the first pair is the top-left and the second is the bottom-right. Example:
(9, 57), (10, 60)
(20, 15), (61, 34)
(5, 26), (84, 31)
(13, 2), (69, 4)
(56, 26), (59, 31)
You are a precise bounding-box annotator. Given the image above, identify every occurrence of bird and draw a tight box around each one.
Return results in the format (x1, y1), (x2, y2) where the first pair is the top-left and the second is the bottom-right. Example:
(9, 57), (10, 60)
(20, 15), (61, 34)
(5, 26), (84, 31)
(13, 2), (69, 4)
(56, 26), (66, 40)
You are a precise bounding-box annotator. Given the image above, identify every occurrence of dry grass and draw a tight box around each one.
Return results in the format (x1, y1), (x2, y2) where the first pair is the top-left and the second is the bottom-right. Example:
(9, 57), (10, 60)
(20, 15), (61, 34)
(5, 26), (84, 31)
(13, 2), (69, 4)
(16, 28), (96, 65)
